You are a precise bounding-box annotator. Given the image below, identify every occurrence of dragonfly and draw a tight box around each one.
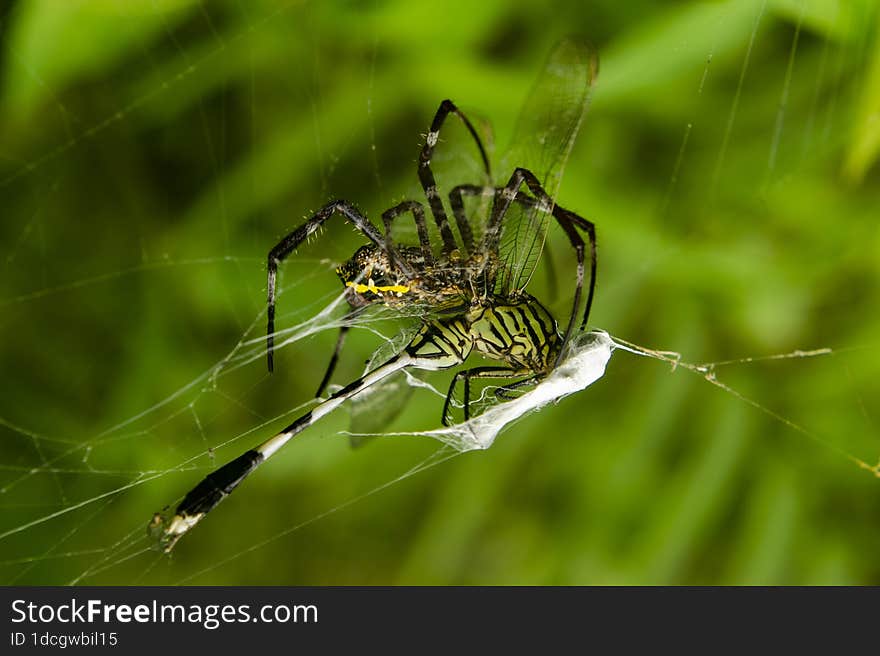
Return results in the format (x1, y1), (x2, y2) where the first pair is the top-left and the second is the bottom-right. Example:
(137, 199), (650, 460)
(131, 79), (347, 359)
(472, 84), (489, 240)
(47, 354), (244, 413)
(151, 38), (599, 552)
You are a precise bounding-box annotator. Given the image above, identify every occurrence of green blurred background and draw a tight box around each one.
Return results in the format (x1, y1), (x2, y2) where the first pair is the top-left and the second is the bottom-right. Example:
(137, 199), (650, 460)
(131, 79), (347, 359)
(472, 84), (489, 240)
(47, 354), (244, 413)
(1, 0), (879, 585)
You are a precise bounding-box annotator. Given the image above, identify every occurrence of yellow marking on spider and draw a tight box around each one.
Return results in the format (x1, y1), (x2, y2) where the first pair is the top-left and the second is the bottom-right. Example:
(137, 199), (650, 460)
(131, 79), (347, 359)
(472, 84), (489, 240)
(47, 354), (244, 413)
(346, 282), (410, 295)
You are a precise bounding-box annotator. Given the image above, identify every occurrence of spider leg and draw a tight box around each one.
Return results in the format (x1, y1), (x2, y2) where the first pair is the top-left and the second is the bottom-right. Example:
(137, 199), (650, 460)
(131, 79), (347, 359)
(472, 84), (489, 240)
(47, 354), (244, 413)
(551, 205), (596, 333)
(441, 366), (530, 426)
(266, 200), (414, 373)
(315, 325), (349, 398)
(450, 183), (563, 300)
(493, 374), (541, 401)
(449, 184), (560, 295)
(449, 184), (496, 255)
(419, 100), (491, 256)
(479, 168), (596, 360)
(382, 200), (433, 264)
(314, 306), (366, 398)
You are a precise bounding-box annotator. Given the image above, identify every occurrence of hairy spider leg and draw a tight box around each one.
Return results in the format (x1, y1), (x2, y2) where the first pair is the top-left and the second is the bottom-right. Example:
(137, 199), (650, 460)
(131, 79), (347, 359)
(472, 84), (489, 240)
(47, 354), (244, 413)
(475, 168), (597, 363)
(418, 99), (491, 257)
(439, 294), (561, 425)
(314, 306), (368, 399)
(316, 200), (431, 396)
(452, 183), (562, 303)
(266, 201), (415, 373)
(449, 183), (497, 255)
(318, 187), (504, 399)
(554, 207), (596, 333)
(316, 199), (429, 397)
(492, 374), (542, 401)
(313, 102), (494, 392)
(453, 181), (596, 350)
(157, 318), (474, 551)
(382, 200), (433, 264)
(442, 366), (532, 426)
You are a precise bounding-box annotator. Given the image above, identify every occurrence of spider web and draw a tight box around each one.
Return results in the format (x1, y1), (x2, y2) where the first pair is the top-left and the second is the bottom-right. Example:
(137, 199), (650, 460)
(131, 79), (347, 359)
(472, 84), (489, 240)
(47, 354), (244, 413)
(1, 0), (879, 585)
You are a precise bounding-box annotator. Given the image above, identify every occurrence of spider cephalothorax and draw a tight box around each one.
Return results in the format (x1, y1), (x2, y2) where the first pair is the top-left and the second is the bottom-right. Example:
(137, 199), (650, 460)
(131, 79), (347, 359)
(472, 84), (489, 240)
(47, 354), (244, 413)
(334, 243), (501, 314)
(335, 245), (419, 308)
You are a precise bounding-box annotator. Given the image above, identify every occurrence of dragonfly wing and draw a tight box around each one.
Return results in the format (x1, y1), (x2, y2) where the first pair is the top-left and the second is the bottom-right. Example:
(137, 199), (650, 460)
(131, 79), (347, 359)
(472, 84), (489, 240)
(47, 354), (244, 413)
(497, 38), (598, 296)
(347, 320), (419, 446)
(348, 371), (415, 447)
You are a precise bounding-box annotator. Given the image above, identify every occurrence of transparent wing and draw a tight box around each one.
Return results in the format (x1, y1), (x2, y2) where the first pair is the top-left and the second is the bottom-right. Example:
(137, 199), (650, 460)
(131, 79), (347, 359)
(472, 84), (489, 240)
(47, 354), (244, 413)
(347, 320), (419, 446)
(347, 371), (414, 447)
(496, 38), (598, 296)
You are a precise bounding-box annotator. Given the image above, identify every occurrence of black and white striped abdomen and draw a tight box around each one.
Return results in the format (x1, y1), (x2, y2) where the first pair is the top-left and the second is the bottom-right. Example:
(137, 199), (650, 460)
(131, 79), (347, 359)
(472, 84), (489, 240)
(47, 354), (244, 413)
(468, 296), (561, 371)
(404, 294), (561, 373)
(405, 315), (474, 367)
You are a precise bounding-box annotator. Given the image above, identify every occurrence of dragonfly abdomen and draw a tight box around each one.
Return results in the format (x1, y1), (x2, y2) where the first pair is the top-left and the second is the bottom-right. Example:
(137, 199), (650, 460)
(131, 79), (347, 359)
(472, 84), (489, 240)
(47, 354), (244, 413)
(467, 296), (561, 371)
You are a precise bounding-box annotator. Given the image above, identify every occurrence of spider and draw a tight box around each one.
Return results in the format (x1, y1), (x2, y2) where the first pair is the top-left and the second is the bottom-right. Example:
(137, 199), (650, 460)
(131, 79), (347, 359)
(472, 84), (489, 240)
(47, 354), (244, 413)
(153, 39), (598, 551)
